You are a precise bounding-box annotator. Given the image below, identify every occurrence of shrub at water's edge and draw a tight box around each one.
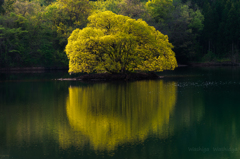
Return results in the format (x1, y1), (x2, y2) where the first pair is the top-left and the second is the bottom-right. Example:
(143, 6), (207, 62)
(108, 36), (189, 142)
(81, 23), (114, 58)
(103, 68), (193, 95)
(65, 11), (178, 74)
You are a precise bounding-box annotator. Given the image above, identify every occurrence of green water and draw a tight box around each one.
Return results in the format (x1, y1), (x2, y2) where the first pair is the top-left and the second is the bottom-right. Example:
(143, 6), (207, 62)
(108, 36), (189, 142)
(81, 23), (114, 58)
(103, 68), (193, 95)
(1, 67), (240, 159)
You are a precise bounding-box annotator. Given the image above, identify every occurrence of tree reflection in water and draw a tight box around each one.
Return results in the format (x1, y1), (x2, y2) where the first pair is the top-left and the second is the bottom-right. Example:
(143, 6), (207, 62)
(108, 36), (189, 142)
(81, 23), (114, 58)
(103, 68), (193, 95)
(61, 80), (177, 151)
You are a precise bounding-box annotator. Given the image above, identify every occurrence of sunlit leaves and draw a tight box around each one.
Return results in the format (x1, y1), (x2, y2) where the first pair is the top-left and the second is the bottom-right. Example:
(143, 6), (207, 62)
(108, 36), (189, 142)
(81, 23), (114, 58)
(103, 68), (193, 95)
(66, 11), (177, 73)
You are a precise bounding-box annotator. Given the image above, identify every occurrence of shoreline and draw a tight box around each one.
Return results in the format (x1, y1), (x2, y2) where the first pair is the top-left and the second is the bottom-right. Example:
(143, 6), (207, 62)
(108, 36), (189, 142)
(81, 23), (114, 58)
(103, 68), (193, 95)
(75, 72), (161, 81)
(189, 62), (240, 66)
(0, 67), (68, 72)
(0, 62), (240, 73)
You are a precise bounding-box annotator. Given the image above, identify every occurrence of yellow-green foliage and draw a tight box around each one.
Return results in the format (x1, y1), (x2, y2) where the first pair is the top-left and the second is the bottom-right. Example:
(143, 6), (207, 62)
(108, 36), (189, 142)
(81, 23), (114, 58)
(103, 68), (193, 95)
(65, 11), (177, 73)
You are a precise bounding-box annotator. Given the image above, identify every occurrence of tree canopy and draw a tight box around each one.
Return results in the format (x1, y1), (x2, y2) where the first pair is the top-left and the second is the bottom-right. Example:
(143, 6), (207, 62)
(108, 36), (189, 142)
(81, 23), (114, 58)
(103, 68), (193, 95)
(65, 11), (177, 74)
(1, 0), (240, 68)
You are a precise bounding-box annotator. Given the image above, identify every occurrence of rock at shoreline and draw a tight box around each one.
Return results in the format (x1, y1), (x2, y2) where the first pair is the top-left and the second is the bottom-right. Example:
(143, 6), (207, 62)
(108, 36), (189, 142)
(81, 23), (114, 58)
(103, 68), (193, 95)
(77, 72), (161, 81)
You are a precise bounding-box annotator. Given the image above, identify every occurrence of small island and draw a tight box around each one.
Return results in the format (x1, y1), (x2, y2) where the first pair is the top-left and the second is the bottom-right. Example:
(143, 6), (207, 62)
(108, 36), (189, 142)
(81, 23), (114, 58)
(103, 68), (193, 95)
(65, 11), (178, 79)
(77, 72), (162, 81)
(57, 72), (163, 81)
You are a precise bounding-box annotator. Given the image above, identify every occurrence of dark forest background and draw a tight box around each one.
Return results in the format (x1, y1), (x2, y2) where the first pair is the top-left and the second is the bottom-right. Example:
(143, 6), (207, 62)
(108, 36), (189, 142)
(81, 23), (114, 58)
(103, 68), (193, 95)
(0, 0), (239, 67)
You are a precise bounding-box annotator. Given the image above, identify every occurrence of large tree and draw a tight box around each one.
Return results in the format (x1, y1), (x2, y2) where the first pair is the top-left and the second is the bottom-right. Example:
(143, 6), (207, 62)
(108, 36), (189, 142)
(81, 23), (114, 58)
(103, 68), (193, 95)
(65, 11), (177, 74)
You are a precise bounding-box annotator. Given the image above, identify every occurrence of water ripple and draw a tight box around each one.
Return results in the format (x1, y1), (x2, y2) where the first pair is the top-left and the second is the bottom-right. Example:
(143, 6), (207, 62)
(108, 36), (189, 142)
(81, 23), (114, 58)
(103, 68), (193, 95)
(175, 81), (239, 88)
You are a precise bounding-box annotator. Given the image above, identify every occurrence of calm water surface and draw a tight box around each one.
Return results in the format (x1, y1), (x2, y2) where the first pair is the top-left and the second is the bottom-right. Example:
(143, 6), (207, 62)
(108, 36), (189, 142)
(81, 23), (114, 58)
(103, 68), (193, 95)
(1, 67), (240, 159)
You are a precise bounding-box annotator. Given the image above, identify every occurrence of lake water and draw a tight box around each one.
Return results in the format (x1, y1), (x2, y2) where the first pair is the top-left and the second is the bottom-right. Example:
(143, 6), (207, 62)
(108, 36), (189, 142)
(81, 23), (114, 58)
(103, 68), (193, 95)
(1, 67), (240, 159)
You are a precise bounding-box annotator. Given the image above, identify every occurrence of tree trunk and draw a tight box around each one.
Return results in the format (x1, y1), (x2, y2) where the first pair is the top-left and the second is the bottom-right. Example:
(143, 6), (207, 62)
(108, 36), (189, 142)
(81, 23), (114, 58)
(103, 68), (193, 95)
(121, 66), (125, 73)
(208, 39), (210, 52)
(232, 42), (234, 63)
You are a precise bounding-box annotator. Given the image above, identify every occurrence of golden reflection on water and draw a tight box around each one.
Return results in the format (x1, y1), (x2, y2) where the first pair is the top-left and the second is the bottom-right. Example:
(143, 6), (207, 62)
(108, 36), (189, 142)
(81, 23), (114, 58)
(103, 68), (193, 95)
(61, 80), (177, 151)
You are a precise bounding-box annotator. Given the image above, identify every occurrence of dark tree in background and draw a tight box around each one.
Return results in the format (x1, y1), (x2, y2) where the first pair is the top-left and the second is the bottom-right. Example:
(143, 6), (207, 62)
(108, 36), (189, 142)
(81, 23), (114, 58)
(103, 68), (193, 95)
(1, 0), (240, 68)
(186, 0), (240, 62)
(0, 0), (4, 14)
